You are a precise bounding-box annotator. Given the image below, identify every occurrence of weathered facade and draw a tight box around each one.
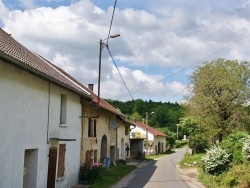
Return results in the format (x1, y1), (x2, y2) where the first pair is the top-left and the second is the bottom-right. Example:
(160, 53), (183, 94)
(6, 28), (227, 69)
(0, 28), (91, 188)
(80, 88), (131, 165)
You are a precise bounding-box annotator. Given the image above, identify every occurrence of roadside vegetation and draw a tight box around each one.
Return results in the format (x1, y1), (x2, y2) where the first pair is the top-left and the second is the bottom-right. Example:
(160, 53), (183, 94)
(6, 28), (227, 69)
(107, 58), (250, 187)
(79, 162), (136, 188)
(179, 59), (250, 187)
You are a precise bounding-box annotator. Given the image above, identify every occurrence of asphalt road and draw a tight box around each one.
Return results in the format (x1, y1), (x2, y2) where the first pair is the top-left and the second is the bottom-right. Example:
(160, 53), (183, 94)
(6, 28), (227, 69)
(112, 147), (191, 188)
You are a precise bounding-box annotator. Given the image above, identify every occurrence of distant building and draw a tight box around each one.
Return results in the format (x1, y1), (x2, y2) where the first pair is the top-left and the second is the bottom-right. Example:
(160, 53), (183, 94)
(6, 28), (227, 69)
(130, 121), (167, 157)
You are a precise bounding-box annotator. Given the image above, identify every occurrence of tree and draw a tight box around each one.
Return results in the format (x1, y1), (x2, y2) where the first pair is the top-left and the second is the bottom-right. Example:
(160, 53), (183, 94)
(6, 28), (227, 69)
(186, 58), (250, 142)
(128, 112), (143, 122)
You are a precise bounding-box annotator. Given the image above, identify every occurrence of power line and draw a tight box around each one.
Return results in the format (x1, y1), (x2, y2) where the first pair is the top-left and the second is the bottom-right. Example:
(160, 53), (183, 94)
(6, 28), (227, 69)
(106, 0), (118, 46)
(120, 33), (250, 100)
(105, 45), (134, 100)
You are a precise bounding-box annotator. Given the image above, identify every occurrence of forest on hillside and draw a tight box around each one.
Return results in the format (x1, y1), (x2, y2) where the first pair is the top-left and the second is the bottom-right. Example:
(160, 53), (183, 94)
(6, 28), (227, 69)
(105, 98), (184, 135)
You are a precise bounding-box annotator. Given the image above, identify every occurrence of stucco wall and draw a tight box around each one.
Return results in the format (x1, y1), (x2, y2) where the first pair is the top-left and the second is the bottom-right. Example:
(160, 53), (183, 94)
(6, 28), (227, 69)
(0, 61), (82, 188)
(116, 122), (130, 160)
(81, 102), (130, 164)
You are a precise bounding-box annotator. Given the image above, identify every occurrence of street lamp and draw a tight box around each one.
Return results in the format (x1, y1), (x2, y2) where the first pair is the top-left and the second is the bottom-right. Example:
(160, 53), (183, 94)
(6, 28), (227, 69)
(97, 34), (120, 117)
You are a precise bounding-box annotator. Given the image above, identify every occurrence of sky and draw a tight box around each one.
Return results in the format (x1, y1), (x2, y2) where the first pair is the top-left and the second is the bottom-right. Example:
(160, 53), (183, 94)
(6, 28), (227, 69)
(1, 0), (250, 103)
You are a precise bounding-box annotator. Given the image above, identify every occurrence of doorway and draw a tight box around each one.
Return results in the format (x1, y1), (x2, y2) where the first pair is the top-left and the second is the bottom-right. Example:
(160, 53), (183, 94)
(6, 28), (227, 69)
(23, 149), (38, 188)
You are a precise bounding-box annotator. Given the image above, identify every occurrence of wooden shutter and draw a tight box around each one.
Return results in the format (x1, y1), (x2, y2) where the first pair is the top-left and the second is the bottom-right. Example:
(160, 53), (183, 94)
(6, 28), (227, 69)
(47, 147), (57, 188)
(85, 150), (91, 165)
(94, 150), (97, 163)
(94, 119), (96, 137)
(57, 144), (66, 178)
(88, 118), (91, 137)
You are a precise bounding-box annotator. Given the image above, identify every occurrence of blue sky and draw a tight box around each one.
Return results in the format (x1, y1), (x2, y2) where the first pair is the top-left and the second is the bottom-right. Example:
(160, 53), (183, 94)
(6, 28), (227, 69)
(1, 0), (250, 102)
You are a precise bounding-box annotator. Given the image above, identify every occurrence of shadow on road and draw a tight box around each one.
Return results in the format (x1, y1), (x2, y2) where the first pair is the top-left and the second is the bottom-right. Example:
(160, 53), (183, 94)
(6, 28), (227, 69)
(125, 160), (157, 188)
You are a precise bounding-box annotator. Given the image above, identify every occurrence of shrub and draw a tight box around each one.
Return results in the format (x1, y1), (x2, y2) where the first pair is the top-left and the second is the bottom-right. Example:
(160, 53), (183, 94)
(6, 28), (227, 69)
(222, 164), (250, 187)
(221, 131), (248, 164)
(79, 163), (105, 184)
(202, 145), (230, 175)
(188, 133), (209, 154)
(242, 136), (250, 161)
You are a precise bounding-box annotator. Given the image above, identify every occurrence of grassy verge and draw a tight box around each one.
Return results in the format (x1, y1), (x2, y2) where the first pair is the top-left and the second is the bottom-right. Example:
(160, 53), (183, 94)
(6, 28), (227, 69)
(146, 150), (175, 160)
(179, 153), (204, 168)
(179, 152), (250, 187)
(176, 140), (188, 148)
(89, 164), (136, 188)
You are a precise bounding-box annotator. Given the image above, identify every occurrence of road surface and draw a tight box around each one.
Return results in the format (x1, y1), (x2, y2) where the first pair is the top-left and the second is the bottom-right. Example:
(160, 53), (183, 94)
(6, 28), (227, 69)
(112, 147), (194, 188)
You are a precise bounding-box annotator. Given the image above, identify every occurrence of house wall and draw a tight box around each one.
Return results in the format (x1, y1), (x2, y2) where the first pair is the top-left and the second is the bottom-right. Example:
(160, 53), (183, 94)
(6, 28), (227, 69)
(81, 103), (114, 164)
(0, 61), (82, 188)
(116, 122), (130, 160)
(152, 136), (167, 154)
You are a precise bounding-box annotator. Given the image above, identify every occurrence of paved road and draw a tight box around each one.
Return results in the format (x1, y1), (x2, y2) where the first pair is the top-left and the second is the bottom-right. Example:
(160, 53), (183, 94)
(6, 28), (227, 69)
(112, 147), (191, 188)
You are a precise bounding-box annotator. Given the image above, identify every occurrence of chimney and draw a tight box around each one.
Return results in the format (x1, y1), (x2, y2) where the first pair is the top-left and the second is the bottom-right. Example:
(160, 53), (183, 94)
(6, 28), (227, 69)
(88, 84), (94, 91)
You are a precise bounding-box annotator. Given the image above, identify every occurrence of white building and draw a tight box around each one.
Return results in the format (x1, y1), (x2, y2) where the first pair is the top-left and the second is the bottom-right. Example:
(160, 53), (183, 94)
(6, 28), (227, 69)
(130, 121), (167, 156)
(0, 28), (91, 188)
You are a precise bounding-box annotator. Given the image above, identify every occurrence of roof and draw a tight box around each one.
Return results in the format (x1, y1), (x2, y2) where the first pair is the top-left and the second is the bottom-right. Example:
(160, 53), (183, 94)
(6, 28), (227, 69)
(133, 121), (167, 137)
(0, 28), (90, 97)
(0, 28), (124, 117)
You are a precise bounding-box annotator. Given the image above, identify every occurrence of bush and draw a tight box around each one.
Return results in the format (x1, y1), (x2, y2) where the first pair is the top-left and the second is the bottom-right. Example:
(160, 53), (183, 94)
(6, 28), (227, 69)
(176, 140), (188, 148)
(188, 133), (209, 154)
(79, 163), (105, 184)
(202, 145), (230, 175)
(221, 131), (248, 164)
(221, 164), (250, 187)
(242, 136), (250, 161)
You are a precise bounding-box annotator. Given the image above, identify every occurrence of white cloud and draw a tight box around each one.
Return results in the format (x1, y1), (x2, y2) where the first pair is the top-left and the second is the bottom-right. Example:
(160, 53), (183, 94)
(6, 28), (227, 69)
(1, 0), (250, 102)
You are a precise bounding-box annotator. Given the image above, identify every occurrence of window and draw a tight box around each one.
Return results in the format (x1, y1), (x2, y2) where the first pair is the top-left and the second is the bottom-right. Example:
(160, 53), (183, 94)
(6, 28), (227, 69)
(85, 150), (97, 164)
(57, 144), (66, 178)
(60, 94), (67, 124)
(125, 126), (129, 136)
(88, 118), (96, 137)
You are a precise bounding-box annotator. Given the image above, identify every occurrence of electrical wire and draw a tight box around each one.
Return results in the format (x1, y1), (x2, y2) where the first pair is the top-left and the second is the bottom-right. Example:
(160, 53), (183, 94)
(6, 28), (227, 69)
(120, 33), (250, 100)
(105, 45), (134, 100)
(106, 0), (118, 46)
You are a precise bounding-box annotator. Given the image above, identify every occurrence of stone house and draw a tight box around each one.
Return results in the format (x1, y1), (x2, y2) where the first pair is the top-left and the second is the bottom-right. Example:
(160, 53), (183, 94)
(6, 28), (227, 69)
(80, 86), (131, 165)
(130, 121), (167, 157)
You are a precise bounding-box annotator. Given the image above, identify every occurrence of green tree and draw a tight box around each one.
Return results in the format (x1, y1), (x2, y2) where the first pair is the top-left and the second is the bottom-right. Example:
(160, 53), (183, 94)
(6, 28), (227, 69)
(186, 58), (250, 142)
(128, 112), (143, 122)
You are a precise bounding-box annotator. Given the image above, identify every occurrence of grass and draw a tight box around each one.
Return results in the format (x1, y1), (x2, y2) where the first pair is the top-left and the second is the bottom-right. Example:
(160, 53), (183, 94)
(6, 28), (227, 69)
(176, 140), (188, 148)
(179, 152), (204, 168)
(146, 150), (175, 160)
(179, 152), (250, 187)
(89, 164), (136, 188)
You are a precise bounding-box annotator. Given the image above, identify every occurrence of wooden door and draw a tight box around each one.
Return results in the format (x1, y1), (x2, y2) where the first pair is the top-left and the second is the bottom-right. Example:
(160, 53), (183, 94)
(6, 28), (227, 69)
(47, 147), (57, 188)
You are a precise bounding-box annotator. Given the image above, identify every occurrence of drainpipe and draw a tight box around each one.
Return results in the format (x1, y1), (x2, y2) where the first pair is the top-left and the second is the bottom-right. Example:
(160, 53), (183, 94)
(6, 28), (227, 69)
(46, 82), (51, 144)
(80, 97), (85, 164)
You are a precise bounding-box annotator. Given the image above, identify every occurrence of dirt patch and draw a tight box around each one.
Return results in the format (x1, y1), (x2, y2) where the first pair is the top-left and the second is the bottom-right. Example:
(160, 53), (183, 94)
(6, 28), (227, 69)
(177, 167), (205, 188)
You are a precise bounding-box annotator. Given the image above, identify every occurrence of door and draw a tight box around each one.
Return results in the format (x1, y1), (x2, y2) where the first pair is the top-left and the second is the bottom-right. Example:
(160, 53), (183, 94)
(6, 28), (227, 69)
(47, 147), (57, 188)
(23, 149), (38, 188)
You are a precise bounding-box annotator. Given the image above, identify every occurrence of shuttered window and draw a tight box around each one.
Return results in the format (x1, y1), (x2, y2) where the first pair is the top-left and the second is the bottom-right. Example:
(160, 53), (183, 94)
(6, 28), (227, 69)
(57, 144), (66, 178)
(60, 94), (67, 124)
(88, 118), (97, 137)
(125, 126), (129, 135)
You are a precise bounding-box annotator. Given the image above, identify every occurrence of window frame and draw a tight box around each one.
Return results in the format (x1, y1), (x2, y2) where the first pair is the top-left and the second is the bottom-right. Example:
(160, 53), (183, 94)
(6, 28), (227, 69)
(60, 94), (67, 125)
(88, 118), (96, 137)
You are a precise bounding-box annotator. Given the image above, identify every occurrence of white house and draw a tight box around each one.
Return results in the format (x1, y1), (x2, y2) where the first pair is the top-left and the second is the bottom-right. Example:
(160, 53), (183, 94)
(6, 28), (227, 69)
(130, 121), (167, 156)
(0, 28), (91, 188)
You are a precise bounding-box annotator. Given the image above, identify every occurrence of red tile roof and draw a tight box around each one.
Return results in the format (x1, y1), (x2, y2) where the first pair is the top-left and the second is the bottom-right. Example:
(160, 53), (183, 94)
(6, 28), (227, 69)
(0, 28), (124, 117)
(133, 121), (167, 137)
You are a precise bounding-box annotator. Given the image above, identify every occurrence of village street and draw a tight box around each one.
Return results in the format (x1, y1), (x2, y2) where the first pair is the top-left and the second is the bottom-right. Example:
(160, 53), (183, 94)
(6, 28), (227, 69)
(111, 147), (203, 188)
